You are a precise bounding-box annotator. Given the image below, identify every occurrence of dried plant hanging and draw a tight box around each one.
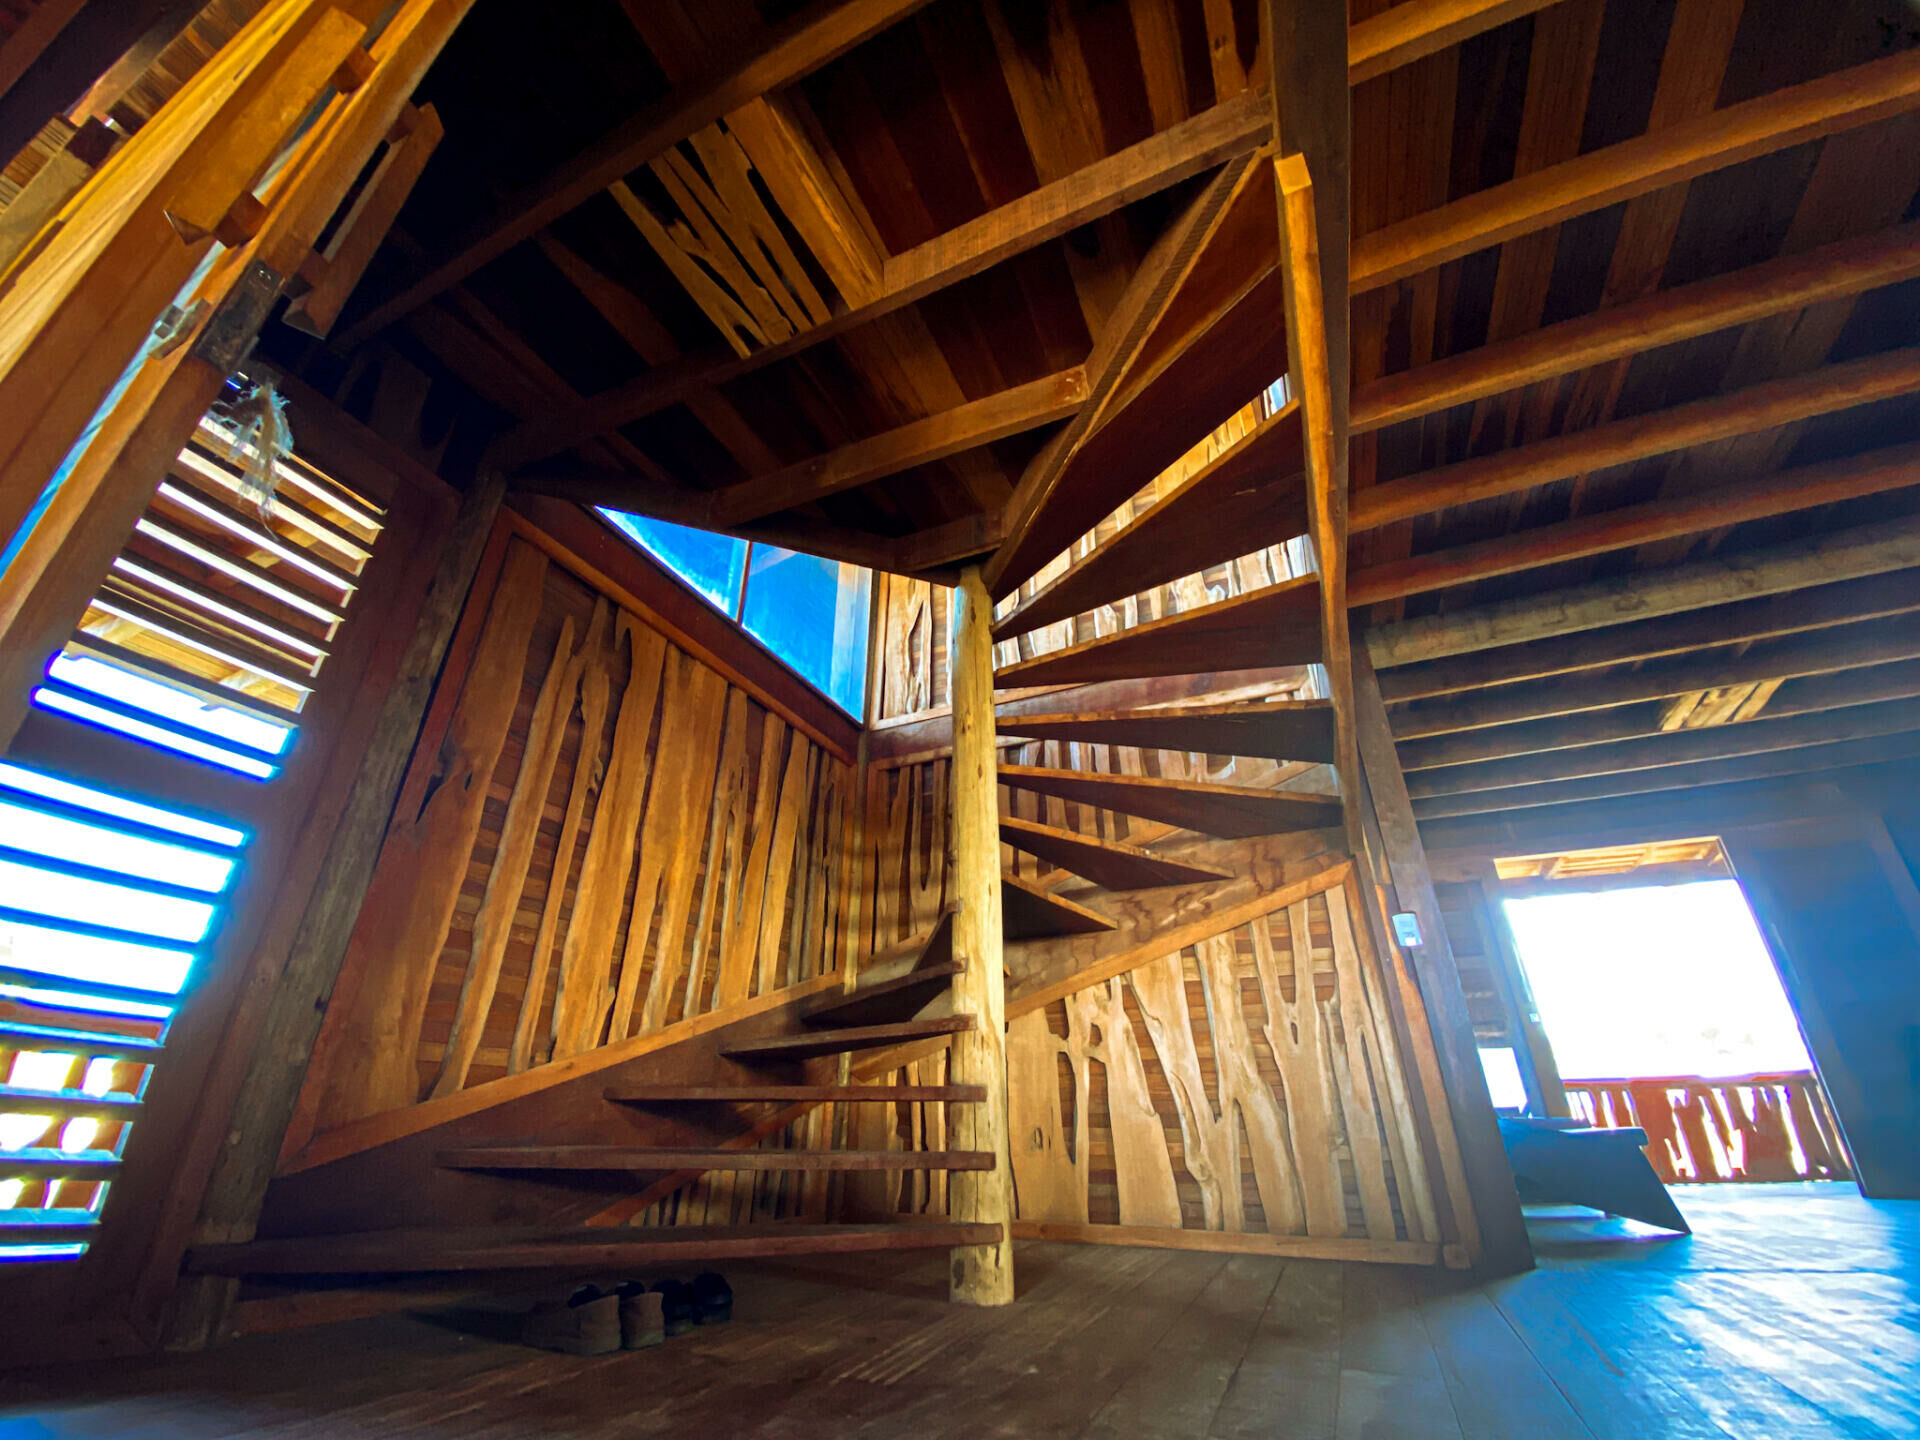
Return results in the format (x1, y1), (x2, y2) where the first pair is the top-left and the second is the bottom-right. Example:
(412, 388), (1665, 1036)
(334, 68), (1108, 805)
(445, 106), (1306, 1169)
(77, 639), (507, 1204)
(212, 378), (294, 517)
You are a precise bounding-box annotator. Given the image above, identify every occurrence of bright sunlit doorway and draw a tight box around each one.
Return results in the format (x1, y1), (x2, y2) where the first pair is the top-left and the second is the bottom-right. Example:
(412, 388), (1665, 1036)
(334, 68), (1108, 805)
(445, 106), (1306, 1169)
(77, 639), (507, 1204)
(1485, 840), (1855, 1188)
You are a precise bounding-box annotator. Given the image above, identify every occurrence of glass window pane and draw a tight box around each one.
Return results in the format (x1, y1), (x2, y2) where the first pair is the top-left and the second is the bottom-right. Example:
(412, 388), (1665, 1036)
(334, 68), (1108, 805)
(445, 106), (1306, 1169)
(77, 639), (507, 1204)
(739, 547), (871, 717)
(598, 510), (746, 614)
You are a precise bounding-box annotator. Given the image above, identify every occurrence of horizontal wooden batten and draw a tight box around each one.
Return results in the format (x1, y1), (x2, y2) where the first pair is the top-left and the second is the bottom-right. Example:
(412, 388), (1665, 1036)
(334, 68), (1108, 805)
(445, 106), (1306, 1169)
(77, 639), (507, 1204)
(1411, 730), (1920, 820)
(708, 367), (1087, 525)
(1347, 0), (1565, 86)
(1351, 442), (1920, 607)
(1011, 1220), (1443, 1267)
(1378, 570), (1920, 704)
(605, 1084), (985, 1104)
(999, 699), (1336, 763)
(998, 815), (1233, 891)
(186, 1221), (1006, 1276)
(438, 1146), (994, 1172)
(1352, 222), (1920, 435)
(1351, 50), (1920, 293)
(0, 1085), (140, 1120)
(997, 578), (1324, 689)
(1352, 348), (1920, 532)
(1392, 614), (1920, 744)
(998, 764), (1341, 840)
(1363, 514), (1920, 669)
(993, 404), (1307, 640)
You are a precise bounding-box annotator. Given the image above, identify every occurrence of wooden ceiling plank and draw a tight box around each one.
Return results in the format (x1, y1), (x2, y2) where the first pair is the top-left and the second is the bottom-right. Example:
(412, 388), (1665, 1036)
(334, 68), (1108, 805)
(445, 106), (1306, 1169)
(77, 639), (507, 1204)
(1354, 347), (1920, 531)
(991, 400), (1306, 639)
(651, 144), (802, 339)
(1350, 438), (1920, 606)
(1351, 49), (1920, 294)
(1379, 570), (1920, 704)
(1411, 730), (1920, 820)
(689, 122), (832, 326)
(337, 0), (937, 347)
(995, 575), (1325, 689)
(1347, 0), (1567, 86)
(1408, 694), (1920, 800)
(1355, 221), (1920, 434)
(1393, 613), (1920, 744)
(711, 365), (1088, 525)
(1363, 513), (1920, 668)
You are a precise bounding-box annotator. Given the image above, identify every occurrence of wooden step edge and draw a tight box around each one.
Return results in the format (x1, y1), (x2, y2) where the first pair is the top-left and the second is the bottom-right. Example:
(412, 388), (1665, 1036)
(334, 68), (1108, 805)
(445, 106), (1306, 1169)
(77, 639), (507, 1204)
(438, 1147), (997, 1172)
(993, 574), (1324, 688)
(796, 961), (964, 1023)
(604, 1084), (989, 1104)
(721, 1015), (976, 1061)
(184, 1222), (1008, 1277)
(998, 763), (1341, 806)
(996, 698), (1337, 764)
(1001, 870), (1117, 936)
(997, 814), (1234, 885)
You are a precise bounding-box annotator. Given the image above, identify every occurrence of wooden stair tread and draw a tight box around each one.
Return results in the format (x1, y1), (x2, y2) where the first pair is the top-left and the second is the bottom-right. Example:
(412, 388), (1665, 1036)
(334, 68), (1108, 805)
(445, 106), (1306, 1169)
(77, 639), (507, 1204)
(999, 764), (1342, 840)
(798, 961), (963, 1029)
(722, 1016), (974, 1063)
(994, 578), (1323, 689)
(605, 1084), (987, 1104)
(1001, 870), (1117, 940)
(997, 699), (1336, 764)
(994, 402), (1306, 640)
(439, 1147), (994, 1172)
(998, 815), (1231, 890)
(184, 1222), (1005, 1277)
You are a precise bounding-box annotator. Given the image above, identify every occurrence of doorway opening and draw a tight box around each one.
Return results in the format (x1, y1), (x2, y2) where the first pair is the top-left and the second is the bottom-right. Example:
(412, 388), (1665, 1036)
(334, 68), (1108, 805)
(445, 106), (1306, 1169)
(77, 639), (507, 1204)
(1452, 839), (1853, 1187)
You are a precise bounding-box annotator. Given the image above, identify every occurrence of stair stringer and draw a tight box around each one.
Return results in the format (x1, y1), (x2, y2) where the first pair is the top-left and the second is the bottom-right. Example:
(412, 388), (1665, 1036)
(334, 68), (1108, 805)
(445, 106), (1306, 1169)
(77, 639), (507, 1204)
(254, 974), (855, 1240)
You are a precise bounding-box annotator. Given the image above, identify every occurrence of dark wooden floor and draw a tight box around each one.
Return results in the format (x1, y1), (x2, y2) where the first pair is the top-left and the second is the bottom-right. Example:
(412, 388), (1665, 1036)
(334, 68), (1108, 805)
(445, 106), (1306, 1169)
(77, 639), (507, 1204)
(1, 1185), (1914, 1438)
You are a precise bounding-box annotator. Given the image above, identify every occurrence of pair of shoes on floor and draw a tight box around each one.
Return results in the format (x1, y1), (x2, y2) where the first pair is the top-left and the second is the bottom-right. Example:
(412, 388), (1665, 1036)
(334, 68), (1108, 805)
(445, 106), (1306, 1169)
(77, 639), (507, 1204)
(520, 1282), (666, 1355)
(653, 1271), (732, 1335)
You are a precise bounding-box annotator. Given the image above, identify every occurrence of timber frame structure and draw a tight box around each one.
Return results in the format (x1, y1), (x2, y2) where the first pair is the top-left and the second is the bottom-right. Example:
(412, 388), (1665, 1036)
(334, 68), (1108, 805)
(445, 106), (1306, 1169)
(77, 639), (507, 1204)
(1, 0), (1919, 1368)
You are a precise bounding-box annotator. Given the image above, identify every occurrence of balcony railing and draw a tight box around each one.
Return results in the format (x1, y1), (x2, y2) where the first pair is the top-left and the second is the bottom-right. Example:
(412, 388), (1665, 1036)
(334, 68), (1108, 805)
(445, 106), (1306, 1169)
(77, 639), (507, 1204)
(1562, 1072), (1851, 1184)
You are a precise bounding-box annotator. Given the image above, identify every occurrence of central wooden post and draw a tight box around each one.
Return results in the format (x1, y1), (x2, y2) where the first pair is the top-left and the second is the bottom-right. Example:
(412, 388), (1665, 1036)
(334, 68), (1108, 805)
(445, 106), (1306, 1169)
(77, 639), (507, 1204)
(947, 564), (1015, 1305)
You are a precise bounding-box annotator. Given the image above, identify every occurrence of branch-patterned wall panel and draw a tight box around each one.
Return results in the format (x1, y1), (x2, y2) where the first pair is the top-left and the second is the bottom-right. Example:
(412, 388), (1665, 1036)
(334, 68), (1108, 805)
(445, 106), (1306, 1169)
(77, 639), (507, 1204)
(292, 524), (856, 1143)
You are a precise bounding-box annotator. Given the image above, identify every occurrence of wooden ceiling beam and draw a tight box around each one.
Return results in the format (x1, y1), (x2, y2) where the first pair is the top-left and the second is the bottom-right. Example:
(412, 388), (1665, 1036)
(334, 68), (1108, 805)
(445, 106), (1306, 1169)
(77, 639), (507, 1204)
(1353, 221), (1920, 435)
(1393, 613), (1920, 742)
(472, 93), (1274, 469)
(1351, 442), (1920, 608)
(1411, 729), (1920, 820)
(1364, 513), (1920, 668)
(509, 464), (975, 583)
(492, 0), (1549, 469)
(1353, 347), (1920, 532)
(1407, 693), (1920, 800)
(338, 0), (935, 347)
(711, 366), (1087, 526)
(1380, 570), (1920, 704)
(1401, 656), (1920, 772)
(1347, 0), (1566, 86)
(1352, 49), (1920, 294)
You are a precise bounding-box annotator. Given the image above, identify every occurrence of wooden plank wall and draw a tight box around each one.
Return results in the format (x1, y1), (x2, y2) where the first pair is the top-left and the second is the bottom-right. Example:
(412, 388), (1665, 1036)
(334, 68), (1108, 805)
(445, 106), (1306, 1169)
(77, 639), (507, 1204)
(289, 519), (857, 1144)
(1005, 868), (1442, 1261)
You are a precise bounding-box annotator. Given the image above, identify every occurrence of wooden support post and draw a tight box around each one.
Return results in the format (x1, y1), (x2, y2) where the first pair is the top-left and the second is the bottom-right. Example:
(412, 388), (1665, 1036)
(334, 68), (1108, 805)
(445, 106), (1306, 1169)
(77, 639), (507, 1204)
(1352, 643), (1533, 1275)
(946, 564), (1014, 1306)
(163, 471), (505, 1350)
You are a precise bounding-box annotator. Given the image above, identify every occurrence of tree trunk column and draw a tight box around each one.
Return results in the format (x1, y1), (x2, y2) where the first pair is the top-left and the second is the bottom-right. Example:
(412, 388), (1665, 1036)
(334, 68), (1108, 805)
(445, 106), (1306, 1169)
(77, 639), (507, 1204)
(947, 564), (1015, 1305)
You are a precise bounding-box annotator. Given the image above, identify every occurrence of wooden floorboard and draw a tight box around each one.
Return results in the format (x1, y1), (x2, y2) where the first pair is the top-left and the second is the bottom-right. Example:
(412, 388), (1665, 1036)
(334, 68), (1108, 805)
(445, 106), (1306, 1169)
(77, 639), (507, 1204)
(1, 1186), (1914, 1437)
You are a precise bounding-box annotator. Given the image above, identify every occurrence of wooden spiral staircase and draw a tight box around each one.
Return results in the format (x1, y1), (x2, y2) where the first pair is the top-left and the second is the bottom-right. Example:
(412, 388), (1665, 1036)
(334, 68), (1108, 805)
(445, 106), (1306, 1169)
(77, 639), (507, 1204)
(187, 126), (1358, 1292)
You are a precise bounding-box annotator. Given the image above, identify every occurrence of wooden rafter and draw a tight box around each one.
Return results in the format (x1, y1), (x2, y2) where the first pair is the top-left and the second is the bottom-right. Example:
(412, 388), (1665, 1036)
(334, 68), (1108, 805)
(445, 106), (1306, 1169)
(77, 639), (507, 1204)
(337, 0), (936, 346)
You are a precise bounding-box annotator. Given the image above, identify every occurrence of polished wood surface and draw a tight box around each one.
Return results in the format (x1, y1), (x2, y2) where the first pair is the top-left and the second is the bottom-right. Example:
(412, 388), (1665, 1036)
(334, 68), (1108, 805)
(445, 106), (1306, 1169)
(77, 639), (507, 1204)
(12, 1188), (1913, 1437)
